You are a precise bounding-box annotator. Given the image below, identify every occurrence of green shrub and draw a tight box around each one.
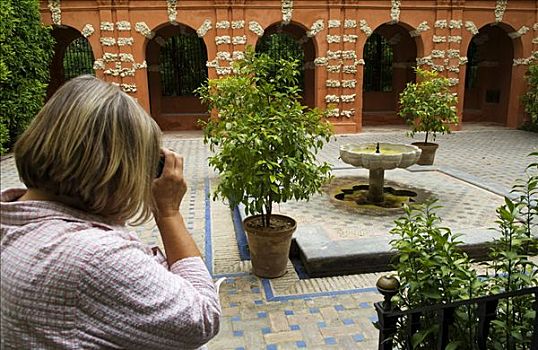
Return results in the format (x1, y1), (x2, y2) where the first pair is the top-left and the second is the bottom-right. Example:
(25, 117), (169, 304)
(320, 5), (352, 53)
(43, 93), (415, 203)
(521, 64), (538, 131)
(0, 0), (54, 154)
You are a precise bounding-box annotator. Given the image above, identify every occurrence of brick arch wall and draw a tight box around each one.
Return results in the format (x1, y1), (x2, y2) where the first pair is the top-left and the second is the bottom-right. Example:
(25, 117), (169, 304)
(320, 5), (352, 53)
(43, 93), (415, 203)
(40, 0), (537, 133)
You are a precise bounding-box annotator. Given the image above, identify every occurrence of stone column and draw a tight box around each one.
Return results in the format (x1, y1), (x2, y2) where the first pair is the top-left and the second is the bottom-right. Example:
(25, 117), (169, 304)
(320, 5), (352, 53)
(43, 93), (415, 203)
(368, 168), (385, 203)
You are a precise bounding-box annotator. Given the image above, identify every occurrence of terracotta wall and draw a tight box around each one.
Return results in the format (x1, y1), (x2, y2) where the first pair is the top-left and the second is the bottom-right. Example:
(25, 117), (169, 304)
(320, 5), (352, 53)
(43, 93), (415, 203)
(41, 0), (538, 133)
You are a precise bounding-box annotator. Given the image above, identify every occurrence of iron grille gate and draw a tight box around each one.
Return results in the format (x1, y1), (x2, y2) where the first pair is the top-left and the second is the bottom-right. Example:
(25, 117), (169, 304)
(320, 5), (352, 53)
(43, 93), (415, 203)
(63, 37), (95, 81)
(256, 32), (305, 92)
(364, 33), (393, 92)
(160, 33), (208, 97)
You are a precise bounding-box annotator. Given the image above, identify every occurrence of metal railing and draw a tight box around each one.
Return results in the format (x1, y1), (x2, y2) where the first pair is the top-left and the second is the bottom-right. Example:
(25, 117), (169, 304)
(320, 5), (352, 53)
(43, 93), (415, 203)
(375, 278), (538, 350)
(63, 37), (94, 81)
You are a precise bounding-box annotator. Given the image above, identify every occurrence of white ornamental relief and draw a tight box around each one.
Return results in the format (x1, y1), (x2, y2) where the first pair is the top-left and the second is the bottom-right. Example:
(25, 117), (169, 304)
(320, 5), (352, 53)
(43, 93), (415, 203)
(216, 51), (232, 61)
(359, 20), (372, 37)
(435, 20), (448, 29)
(308, 20), (324, 37)
(390, 0), (401, 24)
(100, 22), (114, 31)
(82, 24), (94, 38)
(100, 37), (116, 46)
(342, 51), (357, 60)
(116, 21), (131, 31)
(327, 50), (341, 60)
(93, 59), (105, 70)
(447, 66), (460, 73)
(232, 51), (245, 60)
(48, 0), (61, 26)
(281, 0), (293, 25)
(231, 20), (245, 29)
(135, 22), (155, 39)
(120, 84), (137, 93)
(447, 50), (460, 58)
(431, 50), (445, 59)
(117, 37), (134, 46)
(344, 20), (357, 29)
(216, 21), (230, 29)
(249, 21), (264, 37)
(343, 35), (358, 43)
(119, 53), (134, 63)
(215, 36), (231, 45)
(340, 109), (355, 118)
(508, 26), (530, 39)
(328, 20), (341, 29)
(465, 21), (479, 35)
(342, 80), (356, 88)
(325, 95), (340, 103)
(433, 36), (446, 43)
(197, 20), (212, 38)
(232, 36), (247, 45)
(314, 57), (328, 66)
(167, 0), (177, 24)
(327, 108), (340, 117)
(325, 80), (341, 88)
(495, 0), (508, 23)
(449, 20), (462, 29)
(206, 59), (218, 68)
(448, 36), (462, 43)
(327, 65), (341, 73)
(327, 35), (341, 44)
(342, 65), (357, 74)
(340, 94), (355, 103)
(448, 78), (459, 86)
(410, 22), (430, 37)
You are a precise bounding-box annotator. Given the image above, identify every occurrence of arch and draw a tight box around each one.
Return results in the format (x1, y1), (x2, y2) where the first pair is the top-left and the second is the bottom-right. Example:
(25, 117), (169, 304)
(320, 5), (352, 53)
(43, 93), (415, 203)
(463, 23), (515, 125)
(146, 23), (209, 131)
(47, 25), (95, 99)
(362, 23), (417, 126)
(255, 21), (316, 108)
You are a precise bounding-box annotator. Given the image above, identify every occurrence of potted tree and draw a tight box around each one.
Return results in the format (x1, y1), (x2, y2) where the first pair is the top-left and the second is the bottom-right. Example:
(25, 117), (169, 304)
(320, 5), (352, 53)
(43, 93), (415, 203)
(197, 47), (333, 278)
(398, 67), (459, 165)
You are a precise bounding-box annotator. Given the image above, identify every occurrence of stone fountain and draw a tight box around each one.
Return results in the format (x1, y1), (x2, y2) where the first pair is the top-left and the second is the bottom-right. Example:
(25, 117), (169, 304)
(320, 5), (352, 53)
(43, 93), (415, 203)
(339, 143), (422, 204)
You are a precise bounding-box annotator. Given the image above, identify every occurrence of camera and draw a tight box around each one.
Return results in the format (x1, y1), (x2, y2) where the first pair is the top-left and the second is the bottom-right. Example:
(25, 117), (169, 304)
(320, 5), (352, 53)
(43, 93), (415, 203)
(156, 155), (165, 178)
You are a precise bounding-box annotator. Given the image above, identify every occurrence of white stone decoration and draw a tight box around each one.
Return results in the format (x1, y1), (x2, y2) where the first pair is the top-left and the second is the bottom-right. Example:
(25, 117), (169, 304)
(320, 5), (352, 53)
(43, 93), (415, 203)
(533, 37), (538, 44)
(100, 22), (114, 31)
(327, 35), (341, 43)
(459, 56), (468, 65)
(325, 95), (340, 103)
(116, 21), (131, 31)
(232, 51), (245, 60)
(103, 53), (118, 62)
(357, 59), (365, 65)
(281, 0), (293, 25)
(432, 64), (444, 72)
(217, 51), (232, 61)
(432, 50), (445, 58)
(417, 56), (433, 66)
(410, 21), (430, 37)
(81, 24), (94, 38)
(117, 37), (134, 46)
(167, 0), (177, 23)
(327, 50), (341, 60)
(216, 67), (232, 76)
(120, 84), (137, 93)
(343, 65), (357, 74)
(308, 20), (324, 37)
(328, 20), (341, 28)
(390, 0), (401, 24)
(435, 20), (448, 29)
(447, 66), (460, 73)
(93, 59), (105, 70)
(465, 21), (479, 35)
(314, 57), (328, 66)
(326, 80), (341, 88)
(495, 0), (508, 23)
(342, 80), (356, 88)
(341, 94), (355, 103)
(448, 78), (459, 86)
(104, 66), (136, 77)
(216, 21), (230, 29)
(534, 23), (538, 31)
(197, 20), (212, 37)
(135, 22), (155, 39)
(433, 35), (446, 43)
(100, 37), (116, 46)
(327, 65), (341, 73)
(513, 55), (537, 66)
(448, 36), (462, 43)
(327, 108), (340, 117)
(342, 51), (357, 60)
(343, 35), (358, 43)
(344, 20), (357, 29)
(133, 61), (147, 69)
(206, 59), (218, 68)
(232, 36), (247, 45)
(119, 53), (134, 62)
(449, 20), (462, 29)
(249, 21), (264, 37)
(508, 26), (530, 39)
(359, 20), (372, 37)
(48, 0), (61, 26)
(215, 36), (231, 45)
(232, 20), (245, 29)
(340, 109), (355, 118)
(446, 49), (459, 58)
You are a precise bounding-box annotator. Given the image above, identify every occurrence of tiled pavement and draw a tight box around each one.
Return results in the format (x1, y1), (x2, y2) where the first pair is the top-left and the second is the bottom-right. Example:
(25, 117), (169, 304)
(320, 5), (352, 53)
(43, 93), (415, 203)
(1, 125), (537, 349)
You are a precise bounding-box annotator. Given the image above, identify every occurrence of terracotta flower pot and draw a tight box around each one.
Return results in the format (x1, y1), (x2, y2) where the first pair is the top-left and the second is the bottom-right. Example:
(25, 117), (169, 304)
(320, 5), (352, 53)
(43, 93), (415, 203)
(243, 214), (297, 278)
(412, 142), (439, 165)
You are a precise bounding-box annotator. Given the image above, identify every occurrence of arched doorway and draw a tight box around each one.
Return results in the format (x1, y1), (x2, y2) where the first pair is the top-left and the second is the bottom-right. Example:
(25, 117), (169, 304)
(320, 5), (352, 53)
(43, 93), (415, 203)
(47, 26), (94, 98)
(255, 23), (316, 108)
(146, 24), (208, 130)
(463, 25), (514, 125)
(362, 24), (417, 126)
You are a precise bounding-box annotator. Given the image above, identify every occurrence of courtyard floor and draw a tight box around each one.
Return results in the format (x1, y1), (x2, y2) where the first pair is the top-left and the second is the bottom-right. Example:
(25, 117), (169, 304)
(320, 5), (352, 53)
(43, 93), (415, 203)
(1, 124), (537, 349)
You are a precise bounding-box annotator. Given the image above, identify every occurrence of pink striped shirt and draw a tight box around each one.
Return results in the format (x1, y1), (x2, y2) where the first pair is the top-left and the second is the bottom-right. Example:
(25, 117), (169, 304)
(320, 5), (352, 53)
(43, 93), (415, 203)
(1, 188), (220, 349)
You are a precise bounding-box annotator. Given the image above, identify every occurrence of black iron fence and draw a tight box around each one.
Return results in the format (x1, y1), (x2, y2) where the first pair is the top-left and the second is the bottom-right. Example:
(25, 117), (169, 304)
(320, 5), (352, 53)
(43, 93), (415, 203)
(63, 37), (94, 81)
(160, 33), (208, 96)
(375, 284), (538, 349)
(364, 33), (393, 92)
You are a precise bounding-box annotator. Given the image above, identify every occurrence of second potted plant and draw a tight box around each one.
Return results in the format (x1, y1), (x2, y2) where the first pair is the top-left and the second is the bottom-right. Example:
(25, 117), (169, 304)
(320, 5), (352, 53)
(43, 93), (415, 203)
(197, 47), (333, 278)
(398, 68), (459, 165)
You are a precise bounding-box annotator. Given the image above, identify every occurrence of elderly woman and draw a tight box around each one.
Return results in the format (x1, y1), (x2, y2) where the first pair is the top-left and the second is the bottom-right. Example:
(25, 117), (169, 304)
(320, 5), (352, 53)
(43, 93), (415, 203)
(0, 75), (220, 349)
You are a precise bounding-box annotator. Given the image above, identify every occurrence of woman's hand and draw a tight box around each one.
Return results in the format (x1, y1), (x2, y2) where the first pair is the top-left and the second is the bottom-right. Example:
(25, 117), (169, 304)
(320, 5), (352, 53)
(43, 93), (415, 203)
(152, 148), (187, 219)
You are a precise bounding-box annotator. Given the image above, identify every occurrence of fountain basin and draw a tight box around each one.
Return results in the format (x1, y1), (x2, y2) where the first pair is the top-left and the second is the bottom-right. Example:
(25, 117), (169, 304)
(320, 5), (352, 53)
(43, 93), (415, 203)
(340, 143), (422, 170)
